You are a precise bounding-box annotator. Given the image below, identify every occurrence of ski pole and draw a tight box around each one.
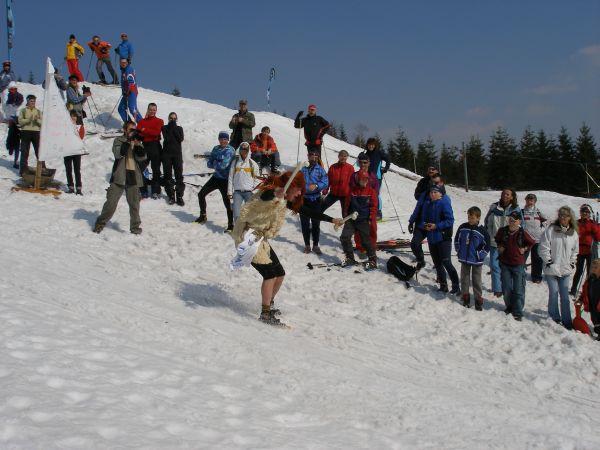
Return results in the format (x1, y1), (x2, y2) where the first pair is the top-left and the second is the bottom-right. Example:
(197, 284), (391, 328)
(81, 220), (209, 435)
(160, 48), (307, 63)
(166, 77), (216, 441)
(107, 94), (123, 126)
(321, 139), (330, 169)
(86, 101), (97, 129)
(89, 94), (107, 128)
(85, 54), (93, 82)
(296, 124), (302, 164)
(382, 173), (406, 234)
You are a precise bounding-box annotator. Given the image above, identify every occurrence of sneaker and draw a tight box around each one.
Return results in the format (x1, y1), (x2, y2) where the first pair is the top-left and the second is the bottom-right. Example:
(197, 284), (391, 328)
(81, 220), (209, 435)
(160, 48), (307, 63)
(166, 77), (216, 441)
(462, 294), (471, 308)
(76, 188), (83, 196)
(176, 196), (185, 206)
(312, 245), (322, 255)
(93, 223), (104, 234)
(151, 193), (160, 200)
(168, 196), (176, 205)
(194, 214), (207, 224)
(67, 186), (75, 194)
(224, 225), (233, 234)
(437, 284), (449, 293)
(131, 227), (143, 235)
(303, 245), (311, 254)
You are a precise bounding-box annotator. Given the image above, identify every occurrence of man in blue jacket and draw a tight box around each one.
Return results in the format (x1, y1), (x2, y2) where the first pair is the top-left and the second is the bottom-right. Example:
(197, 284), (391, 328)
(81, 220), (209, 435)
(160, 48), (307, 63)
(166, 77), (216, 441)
(419, 185), (459, 294)
(115, 33), (134, 63)
(300, 150), (329, 254)
(118, 59), (142, 123)
(195, 131), (235, 232)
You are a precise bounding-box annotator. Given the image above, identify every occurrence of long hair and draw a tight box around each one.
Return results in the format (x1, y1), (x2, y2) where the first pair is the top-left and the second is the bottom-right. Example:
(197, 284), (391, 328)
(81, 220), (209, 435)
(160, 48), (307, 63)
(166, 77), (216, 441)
(554, 206), (578, 232)
(500, 188), (518, 209)
(257, 171), (306, 212)
(365, 137), (379, 150)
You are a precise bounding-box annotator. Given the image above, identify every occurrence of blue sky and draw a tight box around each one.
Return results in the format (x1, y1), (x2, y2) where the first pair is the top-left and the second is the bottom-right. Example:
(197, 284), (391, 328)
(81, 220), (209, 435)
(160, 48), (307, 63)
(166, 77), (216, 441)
(4, 0), (599, 146)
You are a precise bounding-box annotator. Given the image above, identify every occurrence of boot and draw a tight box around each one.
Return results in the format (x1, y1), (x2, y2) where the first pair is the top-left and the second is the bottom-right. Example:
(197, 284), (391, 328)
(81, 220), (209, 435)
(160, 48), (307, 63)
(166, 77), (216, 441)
(176, 195), (185, 206)
(342, 254), (358, 267)
(449, 285), (460, 295)
(259, 310), (285, 326)
(195, 213), (207, 224)
(415, 260), (425, 271)
(67, 186), (75, 194)
(312, 245), (322, 255)
(475, 296), (483, 311)
(168, 195), (176, 205)
(269, 300), (281, 316)
(76, 187), (83, 196)
(437, 283), (449, 293)
(93, 222), (104, 234)
(462, 293), (471, 308)
(303, 245), (311, 254)
(365, 256), (377, 271)
(131, 227), (143, 235)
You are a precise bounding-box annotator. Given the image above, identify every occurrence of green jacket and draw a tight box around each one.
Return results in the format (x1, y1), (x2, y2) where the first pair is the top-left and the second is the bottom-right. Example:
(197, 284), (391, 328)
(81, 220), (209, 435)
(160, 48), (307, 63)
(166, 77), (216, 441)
(228, 110), (255, 145)
(18, 107), (42, 131)
(110, 135), (147, 187)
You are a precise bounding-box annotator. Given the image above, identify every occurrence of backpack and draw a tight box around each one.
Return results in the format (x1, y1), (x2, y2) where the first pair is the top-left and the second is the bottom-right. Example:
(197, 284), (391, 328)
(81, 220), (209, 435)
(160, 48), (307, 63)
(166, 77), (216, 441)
(387, 256), (417, 288)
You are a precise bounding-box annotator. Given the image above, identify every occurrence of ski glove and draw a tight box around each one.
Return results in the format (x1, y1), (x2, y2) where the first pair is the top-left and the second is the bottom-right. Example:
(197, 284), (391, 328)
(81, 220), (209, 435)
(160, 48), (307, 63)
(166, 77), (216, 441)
(408, 223), (414, 234)
(296, 111), (303, 119)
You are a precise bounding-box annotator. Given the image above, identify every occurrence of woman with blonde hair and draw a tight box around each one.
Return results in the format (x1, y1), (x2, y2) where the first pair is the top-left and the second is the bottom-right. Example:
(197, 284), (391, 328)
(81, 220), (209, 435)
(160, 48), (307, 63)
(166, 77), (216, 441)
(538, 206), (579, 328)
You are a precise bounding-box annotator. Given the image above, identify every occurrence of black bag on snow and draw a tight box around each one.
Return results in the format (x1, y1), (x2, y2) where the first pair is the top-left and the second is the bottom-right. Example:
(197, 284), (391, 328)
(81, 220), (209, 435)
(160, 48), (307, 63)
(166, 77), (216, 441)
(387, 256), (416, 286)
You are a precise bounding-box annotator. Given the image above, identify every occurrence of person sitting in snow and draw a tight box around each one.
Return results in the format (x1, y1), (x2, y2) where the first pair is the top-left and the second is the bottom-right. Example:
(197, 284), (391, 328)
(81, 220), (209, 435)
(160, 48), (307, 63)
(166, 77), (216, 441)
(340, 171), (378, 270)
(228, 141), (260, 222)
(250, 126), (281, 174)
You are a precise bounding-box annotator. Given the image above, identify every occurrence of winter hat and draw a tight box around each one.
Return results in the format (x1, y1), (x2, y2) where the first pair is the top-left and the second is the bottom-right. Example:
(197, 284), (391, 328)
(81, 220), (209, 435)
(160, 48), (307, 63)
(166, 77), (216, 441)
(357, 152), (369, 161)
(218, 131), (229, 140)
(308, 104), (317, 110)
(26, 94), (36, 101)
(508, 211), (522, 221)
(7, 81), (17, 89)
(2, 60), (10, 67)
(69, 34), (76, 40)
(525, 193), (537, 201)
(580, 204), (593, 214)
(238, 142), (250, 151)
(429, 185), (444, 194)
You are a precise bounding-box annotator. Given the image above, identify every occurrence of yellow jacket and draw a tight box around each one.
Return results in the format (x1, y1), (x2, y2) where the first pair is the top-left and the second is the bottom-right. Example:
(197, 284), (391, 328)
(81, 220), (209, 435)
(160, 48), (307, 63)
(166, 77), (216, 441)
(66, 41), (85, 60)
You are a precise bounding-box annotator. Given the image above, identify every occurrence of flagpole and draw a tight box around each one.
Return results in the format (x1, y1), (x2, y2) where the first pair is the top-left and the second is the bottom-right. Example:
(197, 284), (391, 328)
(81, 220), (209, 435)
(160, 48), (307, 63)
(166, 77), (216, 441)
(6, 0), (13, 61)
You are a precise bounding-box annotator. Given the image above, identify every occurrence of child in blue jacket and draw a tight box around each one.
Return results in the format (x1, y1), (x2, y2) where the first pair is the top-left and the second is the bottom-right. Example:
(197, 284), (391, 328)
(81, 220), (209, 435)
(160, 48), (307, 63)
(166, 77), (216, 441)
(454, 206), (491, 309)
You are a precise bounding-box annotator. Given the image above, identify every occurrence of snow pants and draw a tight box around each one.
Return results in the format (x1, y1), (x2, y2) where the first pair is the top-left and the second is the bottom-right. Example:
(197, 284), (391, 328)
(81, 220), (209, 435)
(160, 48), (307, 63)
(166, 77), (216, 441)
(67, 58), (84, 82)
(118, 92), (143, 123)
(96, 57), (118, 84)
(547, 274), (572, 328)
(198, 175), (233, 227)
(300, 198), (322, 247)
(144, 141), (162, 195)
(341, 219), (375, 259)
(162, 151), (184, 198)
(524, 243), (543, 282)
(571, 254), (592, 294)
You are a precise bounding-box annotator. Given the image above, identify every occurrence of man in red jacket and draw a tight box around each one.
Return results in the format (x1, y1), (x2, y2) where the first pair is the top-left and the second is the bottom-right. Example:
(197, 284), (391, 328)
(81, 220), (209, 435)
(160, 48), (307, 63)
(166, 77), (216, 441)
(322, 150), (354, 214)
(570, 204), (600, 294)
(137, 103), (164, 199)
(87, 35), (118, 84)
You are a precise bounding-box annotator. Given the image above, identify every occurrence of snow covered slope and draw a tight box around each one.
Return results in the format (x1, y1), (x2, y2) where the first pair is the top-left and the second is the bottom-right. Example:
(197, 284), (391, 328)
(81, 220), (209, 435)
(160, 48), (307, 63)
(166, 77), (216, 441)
(1, 83), (599, 449)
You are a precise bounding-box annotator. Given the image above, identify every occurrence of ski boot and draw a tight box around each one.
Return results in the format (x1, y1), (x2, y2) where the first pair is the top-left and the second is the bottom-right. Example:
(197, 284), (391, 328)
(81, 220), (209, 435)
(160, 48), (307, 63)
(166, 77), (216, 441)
(364, 256), (377, 271)
(341, 254), (358, 267)
(168, 196), (176, 205)
(176, 195), (185, 206)
(449, 286), (460, 295)
(437, 284), (449, 293)
(474, 296), (483, 311)
(462, 293), (471, 308)
(194, 213), (207, 224)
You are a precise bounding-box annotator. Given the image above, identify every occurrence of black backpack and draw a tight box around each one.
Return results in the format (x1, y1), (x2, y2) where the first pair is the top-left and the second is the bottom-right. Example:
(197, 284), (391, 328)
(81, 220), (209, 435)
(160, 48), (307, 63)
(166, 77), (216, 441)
(387, 256), (417, 287)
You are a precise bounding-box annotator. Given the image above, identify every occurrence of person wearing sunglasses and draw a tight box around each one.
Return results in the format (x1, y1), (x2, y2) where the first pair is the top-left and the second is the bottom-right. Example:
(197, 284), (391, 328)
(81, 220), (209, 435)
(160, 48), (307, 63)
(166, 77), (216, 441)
(570, 204), (600, 295)
(115, 33), (134, 64)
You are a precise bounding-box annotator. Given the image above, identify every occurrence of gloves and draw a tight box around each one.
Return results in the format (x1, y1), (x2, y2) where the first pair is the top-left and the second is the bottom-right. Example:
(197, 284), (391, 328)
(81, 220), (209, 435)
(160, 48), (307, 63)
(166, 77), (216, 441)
(408, 223), (414, 234)
(296, 111), (303, 119)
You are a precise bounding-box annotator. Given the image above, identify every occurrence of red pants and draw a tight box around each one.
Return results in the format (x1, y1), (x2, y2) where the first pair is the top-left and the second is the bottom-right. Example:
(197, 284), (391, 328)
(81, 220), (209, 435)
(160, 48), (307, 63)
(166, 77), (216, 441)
(67, 59), (84, 82)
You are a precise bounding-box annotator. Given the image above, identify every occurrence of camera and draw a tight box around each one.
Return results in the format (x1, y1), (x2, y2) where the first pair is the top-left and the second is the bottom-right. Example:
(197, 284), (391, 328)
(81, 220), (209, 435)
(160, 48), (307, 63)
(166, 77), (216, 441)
(82, 85), (91, 94)
(127, 129), (143, 142)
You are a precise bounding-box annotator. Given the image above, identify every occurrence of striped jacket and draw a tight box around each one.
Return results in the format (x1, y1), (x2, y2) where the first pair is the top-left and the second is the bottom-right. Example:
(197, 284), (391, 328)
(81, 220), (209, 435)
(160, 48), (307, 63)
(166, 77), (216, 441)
(454, 223), (490, 265)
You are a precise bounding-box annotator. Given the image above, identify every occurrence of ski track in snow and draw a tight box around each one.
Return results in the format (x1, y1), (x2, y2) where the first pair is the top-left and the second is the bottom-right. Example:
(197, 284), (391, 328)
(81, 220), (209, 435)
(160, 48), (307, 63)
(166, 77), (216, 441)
(0, 83), (599, 449)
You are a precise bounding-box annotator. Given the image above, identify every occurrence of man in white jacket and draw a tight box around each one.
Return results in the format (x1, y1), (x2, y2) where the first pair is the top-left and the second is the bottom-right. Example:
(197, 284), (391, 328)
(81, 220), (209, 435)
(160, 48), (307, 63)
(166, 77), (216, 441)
(538, 206), (579, 328)
(228, 142), (260, 222)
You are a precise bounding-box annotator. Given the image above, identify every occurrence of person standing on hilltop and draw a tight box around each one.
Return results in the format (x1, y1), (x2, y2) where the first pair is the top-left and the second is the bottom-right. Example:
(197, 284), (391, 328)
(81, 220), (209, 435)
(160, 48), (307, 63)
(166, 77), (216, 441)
(115, 33), (134, 63)
(229, 99), (255, 149)
(65, 34), (85, 82)
(161, 112), (185, 206)
(0, 60), (16, 93)
(137, 103), (164, 199)
(87, 35), (118, 85)
(118, 59), (142, 123)
(294, 104), (330, 159)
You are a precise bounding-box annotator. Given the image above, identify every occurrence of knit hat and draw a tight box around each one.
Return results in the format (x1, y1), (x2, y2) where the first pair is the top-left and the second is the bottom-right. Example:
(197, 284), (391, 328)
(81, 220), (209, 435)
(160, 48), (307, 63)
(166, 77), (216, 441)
(429, 184), (444, 194)
(357, 152), (369, 161)
(26, 94), (36, 101)
(508, 211), (522, 220)
(580, 204), (593, 214)
(218, 131), (229, 140)
(69, 34), (76, 40)
(308, 104), (317, 110)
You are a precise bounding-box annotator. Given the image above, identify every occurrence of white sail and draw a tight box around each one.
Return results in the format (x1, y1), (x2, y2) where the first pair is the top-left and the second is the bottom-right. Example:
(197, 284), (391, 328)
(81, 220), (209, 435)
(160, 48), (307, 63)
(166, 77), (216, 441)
(37, 57), (86, 161)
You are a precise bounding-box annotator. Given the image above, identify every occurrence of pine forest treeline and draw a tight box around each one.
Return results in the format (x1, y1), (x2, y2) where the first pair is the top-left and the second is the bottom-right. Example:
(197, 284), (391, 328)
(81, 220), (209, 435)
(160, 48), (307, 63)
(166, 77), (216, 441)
(327, 123), (598, 196)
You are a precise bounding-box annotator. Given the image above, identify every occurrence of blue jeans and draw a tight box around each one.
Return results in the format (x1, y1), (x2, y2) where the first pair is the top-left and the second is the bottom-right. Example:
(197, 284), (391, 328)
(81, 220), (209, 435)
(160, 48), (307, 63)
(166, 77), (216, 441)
(232, 190), (253, 222)
(489, 247), (502, 293)
(500, 263), (526, 318)
(546, 275), (572, 328)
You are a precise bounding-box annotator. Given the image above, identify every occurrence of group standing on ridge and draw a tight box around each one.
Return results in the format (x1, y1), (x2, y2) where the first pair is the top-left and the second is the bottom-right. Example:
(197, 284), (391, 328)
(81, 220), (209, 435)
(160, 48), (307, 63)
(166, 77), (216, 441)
(1, 33), (599, 336)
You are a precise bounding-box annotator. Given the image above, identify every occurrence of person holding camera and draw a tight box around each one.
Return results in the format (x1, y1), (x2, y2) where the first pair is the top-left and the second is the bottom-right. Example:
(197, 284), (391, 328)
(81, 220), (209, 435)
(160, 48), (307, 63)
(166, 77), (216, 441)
(94, 121), (147, 235)
(137, 103), (164, 199)
(66, 75), (90, 125)
(229, 99), (255, 149)
(161, 112), (185, 205)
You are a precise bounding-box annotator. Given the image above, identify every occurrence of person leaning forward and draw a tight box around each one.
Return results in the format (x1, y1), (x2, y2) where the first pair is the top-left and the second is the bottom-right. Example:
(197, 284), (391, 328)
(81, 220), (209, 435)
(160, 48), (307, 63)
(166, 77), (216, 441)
(94, 121), (147, 235)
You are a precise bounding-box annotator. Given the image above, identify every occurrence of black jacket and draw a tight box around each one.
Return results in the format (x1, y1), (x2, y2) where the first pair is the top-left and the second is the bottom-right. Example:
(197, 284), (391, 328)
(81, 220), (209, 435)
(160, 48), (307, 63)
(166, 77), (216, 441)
(414, 176), (445, 200)
(162, 122), (184, 154)
(294, 113), (330, 146)
(365, 149), (390, 176)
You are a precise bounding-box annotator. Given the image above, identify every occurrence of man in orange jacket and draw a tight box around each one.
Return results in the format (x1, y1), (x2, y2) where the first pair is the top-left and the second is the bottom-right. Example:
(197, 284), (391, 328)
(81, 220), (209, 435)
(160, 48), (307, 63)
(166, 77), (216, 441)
(250, 126), (281, 174)
(137, 103), (164, 199)
(87, 35), (118, 84)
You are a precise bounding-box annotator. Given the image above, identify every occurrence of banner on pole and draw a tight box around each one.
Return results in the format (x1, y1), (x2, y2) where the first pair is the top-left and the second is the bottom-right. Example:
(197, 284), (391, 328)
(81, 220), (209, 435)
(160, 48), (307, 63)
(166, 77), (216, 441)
(266, 67), (275, 111)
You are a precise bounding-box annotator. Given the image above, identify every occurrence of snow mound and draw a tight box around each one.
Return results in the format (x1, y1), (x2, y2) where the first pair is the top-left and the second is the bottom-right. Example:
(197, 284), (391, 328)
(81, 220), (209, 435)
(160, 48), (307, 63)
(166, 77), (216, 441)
(0, 83), (599, 449)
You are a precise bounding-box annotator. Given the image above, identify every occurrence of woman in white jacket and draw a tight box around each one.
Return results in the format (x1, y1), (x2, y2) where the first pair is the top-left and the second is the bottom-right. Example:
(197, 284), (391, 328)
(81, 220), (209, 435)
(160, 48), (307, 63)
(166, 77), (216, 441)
(228, 142), (260, 222)
(538, 206), (579, 328)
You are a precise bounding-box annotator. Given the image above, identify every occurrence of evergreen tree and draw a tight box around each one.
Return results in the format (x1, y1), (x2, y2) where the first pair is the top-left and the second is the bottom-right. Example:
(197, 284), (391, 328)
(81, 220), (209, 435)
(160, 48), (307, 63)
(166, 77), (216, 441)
(557, 127), (580, 195)
(575, 123), (598, 195)
(171, 86), (181, 97)
(439, 143), (461, 185)
(353, 123), (369, 149)
(517, 126), (537, 190)
(339, 123), (348, 143)
(415, 137), (437, 176)
(282, 112), (287, 118)
(534, 130), (560, 192)
(373, 134), (385, 152)
(327, 122), (339, 139)
(17, 75), (22, 82)
(393, 127), (415, 172)
(464, 136), (487, 188)
(486, 127), (518, 189)
(386, 139), (398, 166)
(27, 71), (34, 84)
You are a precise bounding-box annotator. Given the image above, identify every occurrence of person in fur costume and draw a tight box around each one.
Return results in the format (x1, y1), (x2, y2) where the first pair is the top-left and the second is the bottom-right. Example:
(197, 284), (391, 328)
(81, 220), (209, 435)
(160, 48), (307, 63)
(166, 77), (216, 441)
(232, 170), (343, 326)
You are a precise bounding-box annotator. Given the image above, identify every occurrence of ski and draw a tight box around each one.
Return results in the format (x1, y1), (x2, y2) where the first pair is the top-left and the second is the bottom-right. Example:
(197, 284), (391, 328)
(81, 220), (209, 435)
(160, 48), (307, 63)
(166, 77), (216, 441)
(100, 130), (123, 139)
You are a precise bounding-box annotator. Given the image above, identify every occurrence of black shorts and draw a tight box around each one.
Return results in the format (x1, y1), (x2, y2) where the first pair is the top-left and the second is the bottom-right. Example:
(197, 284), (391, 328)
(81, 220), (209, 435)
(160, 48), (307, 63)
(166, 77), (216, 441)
(251, 247), (285, 280)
